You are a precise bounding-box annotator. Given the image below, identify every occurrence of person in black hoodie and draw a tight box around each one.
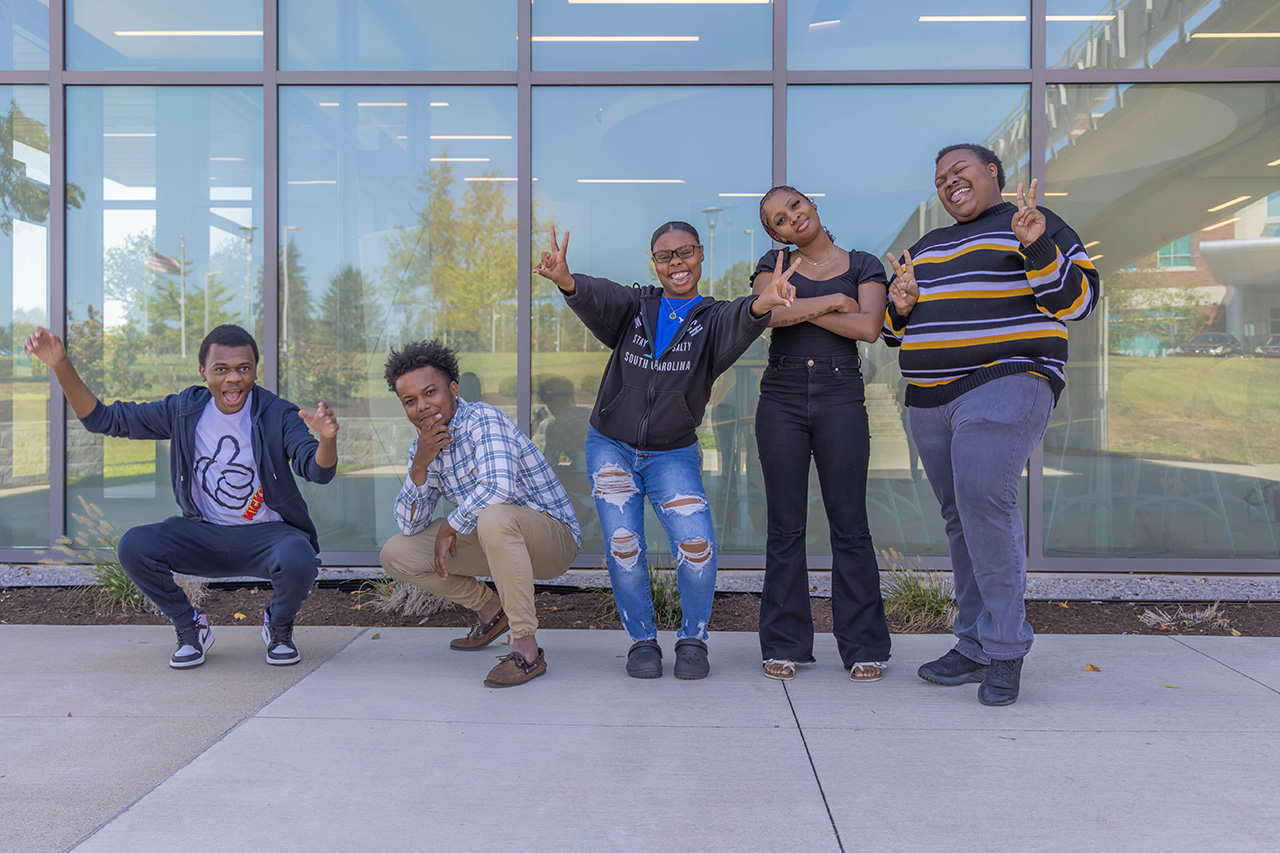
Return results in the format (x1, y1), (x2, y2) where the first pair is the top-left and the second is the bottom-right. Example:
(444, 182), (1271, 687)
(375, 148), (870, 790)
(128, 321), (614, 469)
(535, 221), (794, 680)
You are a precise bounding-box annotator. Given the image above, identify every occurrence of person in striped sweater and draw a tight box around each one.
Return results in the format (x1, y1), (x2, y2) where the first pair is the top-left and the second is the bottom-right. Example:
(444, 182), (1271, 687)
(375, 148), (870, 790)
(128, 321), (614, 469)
(883, 143), (1099, 706)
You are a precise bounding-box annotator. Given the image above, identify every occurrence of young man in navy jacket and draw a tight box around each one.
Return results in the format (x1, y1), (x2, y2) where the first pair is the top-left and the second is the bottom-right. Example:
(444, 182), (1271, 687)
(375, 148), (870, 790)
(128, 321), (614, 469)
(26, 323), (339, 669)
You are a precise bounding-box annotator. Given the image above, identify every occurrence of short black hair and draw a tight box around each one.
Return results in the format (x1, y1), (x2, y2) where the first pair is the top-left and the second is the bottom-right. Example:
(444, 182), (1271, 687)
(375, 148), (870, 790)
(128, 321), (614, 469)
(199, 324), (258, 366)
(650, 220), (700, 250)
(384, 340), (460, 392)
(936, 143), (1006, 190)
(538, 375), (575, 404)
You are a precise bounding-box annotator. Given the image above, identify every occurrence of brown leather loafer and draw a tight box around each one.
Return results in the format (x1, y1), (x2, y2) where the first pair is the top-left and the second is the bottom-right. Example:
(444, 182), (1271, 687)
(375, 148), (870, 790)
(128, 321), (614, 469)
(484, 648), (546, 688)
(450, 608), (509, 650)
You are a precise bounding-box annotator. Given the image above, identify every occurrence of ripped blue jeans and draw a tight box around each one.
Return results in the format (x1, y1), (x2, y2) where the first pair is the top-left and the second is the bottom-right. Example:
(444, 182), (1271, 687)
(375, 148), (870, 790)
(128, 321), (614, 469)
(585, 425), (717, 642)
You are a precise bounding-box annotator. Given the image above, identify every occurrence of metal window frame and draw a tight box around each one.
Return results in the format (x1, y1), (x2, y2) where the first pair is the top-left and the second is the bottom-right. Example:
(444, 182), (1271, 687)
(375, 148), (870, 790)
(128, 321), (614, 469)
(1, 0), (1276, 574)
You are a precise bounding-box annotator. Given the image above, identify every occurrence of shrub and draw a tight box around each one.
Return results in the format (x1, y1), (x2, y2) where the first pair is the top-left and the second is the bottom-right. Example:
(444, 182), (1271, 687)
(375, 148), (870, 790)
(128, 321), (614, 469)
(879, 548), (956, 633)
(361, 577), (460, 623)
(44, 496), (207, 615)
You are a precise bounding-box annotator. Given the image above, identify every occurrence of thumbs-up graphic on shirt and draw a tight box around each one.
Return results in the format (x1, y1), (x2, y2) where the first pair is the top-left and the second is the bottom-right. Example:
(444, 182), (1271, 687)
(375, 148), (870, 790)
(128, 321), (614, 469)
(194, 435), (255, 509)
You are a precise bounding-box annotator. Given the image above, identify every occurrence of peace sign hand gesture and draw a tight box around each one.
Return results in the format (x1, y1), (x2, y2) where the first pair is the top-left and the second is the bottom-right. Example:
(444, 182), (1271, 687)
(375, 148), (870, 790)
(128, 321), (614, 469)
(751, 250), (800, 317)
(534, 226), (575, 293)
(1012, 178), (1046, 247)
(885, 250), (920, 316)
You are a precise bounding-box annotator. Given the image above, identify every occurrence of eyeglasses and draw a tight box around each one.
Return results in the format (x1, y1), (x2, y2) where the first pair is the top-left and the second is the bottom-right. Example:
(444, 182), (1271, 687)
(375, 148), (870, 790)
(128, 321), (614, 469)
(651, 244), (699, 264)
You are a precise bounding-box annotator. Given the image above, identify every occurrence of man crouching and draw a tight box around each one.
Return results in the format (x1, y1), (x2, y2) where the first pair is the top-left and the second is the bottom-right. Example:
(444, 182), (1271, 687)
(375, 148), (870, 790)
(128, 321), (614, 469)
(379, 341), (581, 687)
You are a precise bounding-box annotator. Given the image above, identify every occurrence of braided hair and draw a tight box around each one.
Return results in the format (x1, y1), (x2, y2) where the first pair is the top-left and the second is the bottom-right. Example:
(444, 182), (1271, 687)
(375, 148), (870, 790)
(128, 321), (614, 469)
(757, 186), (835, 246)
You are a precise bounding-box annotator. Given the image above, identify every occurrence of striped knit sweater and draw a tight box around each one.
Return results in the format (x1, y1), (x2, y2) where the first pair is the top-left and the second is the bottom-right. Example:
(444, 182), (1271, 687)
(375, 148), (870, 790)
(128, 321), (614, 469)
(882, 201), (1099, 408)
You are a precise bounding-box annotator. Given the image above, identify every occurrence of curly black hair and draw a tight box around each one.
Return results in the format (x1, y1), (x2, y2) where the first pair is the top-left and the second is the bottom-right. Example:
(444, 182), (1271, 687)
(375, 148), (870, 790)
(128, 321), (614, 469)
(383, 340), (460, 392)
(936, 143), (1006, 190)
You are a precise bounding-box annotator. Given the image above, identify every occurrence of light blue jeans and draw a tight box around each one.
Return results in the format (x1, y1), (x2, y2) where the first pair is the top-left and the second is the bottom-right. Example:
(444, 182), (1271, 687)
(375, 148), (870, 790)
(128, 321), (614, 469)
(585, 426), (717, 642)
(910, 373), (1054, 662)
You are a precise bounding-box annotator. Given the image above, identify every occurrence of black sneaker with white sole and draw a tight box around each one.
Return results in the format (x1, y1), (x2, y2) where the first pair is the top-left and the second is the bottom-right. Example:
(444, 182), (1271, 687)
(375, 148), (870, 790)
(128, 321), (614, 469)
(262, 612), (300, 666)
(171, 611), (212, 669)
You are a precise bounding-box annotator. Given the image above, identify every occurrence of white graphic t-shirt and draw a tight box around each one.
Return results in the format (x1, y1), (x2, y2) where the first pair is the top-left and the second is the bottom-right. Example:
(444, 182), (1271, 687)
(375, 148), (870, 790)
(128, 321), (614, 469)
(191, 393), (283, 526)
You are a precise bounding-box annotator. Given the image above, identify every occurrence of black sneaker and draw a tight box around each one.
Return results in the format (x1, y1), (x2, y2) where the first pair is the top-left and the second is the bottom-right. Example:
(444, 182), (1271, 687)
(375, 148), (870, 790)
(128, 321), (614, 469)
(978, 657), (1024, 706)
(625, 639), (663, 678)
(262, 612), (301, 666)
(917, 649), (988, 686)
(673, 637), (710, 680)
(171, 611), (212, 669)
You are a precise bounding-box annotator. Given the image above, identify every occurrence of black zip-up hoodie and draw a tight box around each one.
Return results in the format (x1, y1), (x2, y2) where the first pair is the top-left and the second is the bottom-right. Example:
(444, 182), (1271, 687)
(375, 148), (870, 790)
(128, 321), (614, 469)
(563, 274), (771, 451)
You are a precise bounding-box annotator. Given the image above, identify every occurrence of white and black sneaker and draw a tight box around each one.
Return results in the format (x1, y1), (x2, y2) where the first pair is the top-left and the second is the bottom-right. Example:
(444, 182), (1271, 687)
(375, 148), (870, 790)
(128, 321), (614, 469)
(171, 611), (212, 669)
(262, 611), (300, 666)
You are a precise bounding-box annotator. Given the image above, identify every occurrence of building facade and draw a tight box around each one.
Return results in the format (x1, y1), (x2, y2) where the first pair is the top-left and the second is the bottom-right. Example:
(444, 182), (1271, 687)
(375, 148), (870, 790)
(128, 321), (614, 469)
(1, 1), (1278, 572)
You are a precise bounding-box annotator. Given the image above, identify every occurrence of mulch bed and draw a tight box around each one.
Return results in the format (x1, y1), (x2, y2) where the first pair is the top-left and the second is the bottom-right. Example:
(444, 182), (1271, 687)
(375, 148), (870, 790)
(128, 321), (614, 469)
(2, 584), (1279, 636)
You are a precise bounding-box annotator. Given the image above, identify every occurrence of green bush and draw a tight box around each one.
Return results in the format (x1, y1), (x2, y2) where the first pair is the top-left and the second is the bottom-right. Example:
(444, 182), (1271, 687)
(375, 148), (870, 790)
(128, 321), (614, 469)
(879, 548), (956, 633)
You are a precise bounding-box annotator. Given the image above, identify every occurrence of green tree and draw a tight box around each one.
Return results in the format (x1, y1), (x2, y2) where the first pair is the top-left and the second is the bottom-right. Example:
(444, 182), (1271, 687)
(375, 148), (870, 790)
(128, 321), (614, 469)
(1105, 256), (1211, 353)
(0, 99), (85, 236)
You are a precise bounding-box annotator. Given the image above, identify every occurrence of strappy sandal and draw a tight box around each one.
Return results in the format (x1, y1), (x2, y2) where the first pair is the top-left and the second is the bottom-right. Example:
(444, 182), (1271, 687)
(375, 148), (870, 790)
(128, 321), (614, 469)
(763, 659), (797, 681)
(850, 661), (888, 683)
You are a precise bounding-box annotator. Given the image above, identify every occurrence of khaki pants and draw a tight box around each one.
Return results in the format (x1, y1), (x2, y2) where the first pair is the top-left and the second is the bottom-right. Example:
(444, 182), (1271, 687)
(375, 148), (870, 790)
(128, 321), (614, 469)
(379, 505), (578, 638)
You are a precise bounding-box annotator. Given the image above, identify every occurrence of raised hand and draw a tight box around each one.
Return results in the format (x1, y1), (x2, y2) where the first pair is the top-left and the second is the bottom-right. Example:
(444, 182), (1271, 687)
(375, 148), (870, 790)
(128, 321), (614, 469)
(23, 326), (68, 368)
(885, 250), (920, 316)
(752, 250), (801, 316)
(533, 226), (574, 292)
(416, 412), (452, 465)
(1012, 178), (1046, 247)
(299, 401), (339, 440)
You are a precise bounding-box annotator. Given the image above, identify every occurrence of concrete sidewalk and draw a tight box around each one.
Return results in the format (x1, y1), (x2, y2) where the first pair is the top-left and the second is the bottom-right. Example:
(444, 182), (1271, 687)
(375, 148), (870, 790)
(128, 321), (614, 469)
(2, 627), (1277, 852)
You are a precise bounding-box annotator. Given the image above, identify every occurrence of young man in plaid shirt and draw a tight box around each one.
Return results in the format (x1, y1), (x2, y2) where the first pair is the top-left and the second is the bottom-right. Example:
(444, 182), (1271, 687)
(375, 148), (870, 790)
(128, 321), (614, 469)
(379, 341), (581, 687)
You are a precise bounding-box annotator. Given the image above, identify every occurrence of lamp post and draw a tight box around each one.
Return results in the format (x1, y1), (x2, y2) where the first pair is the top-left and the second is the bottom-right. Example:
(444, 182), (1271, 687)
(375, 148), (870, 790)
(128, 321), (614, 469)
(281, 226), (302, 352)
(700, 206), (723, 297)
(743, 228), (755, 266)
(178, 235), (186, 357)
(239, 225), (257, 327)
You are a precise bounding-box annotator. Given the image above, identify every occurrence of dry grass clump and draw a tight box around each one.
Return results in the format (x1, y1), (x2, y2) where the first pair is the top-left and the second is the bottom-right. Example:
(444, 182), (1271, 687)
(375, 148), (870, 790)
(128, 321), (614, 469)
(879, 549), (957, 633)
(362, 578), (460, 622)
(1139, 601), (1232, 631)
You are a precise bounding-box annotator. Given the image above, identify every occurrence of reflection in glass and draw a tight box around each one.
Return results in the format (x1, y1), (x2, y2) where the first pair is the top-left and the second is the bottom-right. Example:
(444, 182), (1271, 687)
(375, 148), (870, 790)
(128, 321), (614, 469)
(1048, 0), (1280, 70)
(789, 0), (1030, 70)
(66, 87), (264, 538)
(67, 0), (263, 71)
(0, 0), (49, 70)
(532, 0), (770, 72)
(281, 0), (516, 71)
(787, 85), (1031, 556)
(1045, 83), (1280, 557)
(280, 87), (517, 552)
(0, 87), (52, 546)
(532, 86), (770, 555)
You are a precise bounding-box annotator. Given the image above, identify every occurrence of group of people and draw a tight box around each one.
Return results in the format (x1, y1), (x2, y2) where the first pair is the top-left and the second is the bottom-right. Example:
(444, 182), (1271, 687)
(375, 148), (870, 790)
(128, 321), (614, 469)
(27, 142), (1098, 704)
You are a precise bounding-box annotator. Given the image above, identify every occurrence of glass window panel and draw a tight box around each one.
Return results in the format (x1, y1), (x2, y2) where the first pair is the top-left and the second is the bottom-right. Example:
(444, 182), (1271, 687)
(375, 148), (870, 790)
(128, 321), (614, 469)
(788, 84), (1031, 557)
(281, 86), (517, 552)
(1049, 0), (1280, 70)
(789, 0), (1030, 70)
(280, 0), (516, 71)
(532, 86), (771, 556)
(0, 0), (49, 70)
(67, 0), (263, 71)
(532, 0), (770, 72)
(66, 86), (264, 540)
(0, 86), (50, 547)
(1044, 82), (1280, 558)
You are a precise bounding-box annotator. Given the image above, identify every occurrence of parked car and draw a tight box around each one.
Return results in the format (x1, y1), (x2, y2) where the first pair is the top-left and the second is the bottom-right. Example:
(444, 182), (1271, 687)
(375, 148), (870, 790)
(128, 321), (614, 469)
(1174, 333), (1243, 357)
(1255, 335), (1280, 358)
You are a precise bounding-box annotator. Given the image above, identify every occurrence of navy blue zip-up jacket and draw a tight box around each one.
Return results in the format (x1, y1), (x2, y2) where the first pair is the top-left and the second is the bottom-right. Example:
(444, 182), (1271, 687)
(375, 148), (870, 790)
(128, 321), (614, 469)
(80, 385), (335, 553)
(563, 275), (771, 451)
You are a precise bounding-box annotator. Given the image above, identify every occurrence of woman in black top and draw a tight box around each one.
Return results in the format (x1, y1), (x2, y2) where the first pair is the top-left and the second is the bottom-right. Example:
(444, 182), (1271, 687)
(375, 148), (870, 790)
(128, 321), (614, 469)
(751, 186), (891, 682)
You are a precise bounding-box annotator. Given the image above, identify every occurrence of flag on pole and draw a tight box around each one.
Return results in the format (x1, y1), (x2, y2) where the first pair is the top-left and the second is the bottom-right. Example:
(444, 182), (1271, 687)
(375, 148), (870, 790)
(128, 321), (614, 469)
(146, 249), (182, 276)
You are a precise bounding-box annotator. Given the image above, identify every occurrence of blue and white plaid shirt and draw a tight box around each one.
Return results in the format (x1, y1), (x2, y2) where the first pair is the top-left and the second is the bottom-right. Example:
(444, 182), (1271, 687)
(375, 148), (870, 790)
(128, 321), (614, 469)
(393, 398), (582, 545)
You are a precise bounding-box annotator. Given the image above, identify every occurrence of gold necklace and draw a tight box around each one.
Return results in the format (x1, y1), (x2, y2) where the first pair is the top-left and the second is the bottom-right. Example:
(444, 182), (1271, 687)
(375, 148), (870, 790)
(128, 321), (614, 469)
(796, 248), (836, 267)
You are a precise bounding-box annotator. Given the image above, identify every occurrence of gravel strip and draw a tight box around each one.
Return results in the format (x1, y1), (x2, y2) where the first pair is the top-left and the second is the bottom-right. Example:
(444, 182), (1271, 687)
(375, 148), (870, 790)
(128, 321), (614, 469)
(6, 563), (1278, 602)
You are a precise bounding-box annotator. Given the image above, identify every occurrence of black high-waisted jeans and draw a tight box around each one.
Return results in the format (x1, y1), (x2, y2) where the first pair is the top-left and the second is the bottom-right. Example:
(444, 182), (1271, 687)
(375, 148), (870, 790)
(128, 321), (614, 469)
(755, 355), (891, 667)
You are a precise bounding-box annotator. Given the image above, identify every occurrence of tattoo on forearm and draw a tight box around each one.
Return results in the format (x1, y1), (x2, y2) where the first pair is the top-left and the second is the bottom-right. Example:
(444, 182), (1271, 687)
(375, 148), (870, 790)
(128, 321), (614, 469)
(772, 307), (833, 327)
